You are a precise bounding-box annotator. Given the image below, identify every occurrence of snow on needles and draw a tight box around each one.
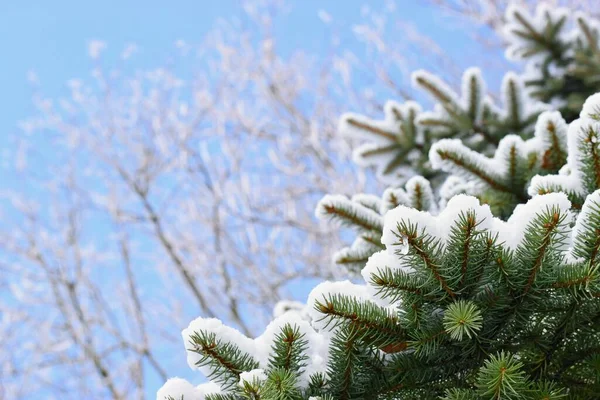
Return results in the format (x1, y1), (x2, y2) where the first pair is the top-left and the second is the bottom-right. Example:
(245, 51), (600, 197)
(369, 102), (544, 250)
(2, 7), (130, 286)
(501, 193), (572, 252)
(182, 318), (254, 374)
(181, 312), (330, 393)
(165, 193), (579, 400)
(361, 249), (415, 294)
(503, 4), (570, 63)
(338, 101), (423, 184)
(156, 378), (219, 400)
(381, 193), (572, 253)
(581, 93), (600, 121)
(529, 98), (600, 197)
(316, 194), (383, 232)
(239, 369), (267, 386)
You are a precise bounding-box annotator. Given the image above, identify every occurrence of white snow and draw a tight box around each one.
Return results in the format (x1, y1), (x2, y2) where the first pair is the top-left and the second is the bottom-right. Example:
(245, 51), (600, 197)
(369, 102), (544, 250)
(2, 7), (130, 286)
(157, 378), (201, 400)
(339, 101), (425, 184)
(429, 138), (506, 191)
(497, 193), (572, 251)
(239, 369), (267, 386)
(381, 195), (494, 254)
(431, 112), (570, 197)
(273, 300), (307, 318)
(182, 318), (255, 375)
(439, 176), (474, 208)
(196, 382), (220, 398)
(361, 250), (415, 290)
(307, 280), (378, 328)
(352, 193), (383, 212)
(181, 310), (330, 391)
(261, 312), (330, 386)
(340, 100), (416, 144)
(333, 237), (381, 267)
(581, 93), (600, 120)
(156, 379), (220, 400)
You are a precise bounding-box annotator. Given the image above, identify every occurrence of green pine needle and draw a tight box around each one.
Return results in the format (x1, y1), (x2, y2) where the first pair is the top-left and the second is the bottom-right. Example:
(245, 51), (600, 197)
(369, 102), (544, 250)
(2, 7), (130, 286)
(443, 300), (483, 341)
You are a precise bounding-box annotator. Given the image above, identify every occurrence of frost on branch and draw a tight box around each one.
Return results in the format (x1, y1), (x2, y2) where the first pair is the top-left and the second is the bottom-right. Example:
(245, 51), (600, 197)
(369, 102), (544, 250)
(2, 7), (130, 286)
(415, 69), (546, 152)
(339, 101), (423, 184)
(430, 110), (568, 218)
(412, 67), (485, 137)
(317, 176), (437, 274)
(503, 4), (570, 64)
(529, 93), (600, 209)
(316, 194), (383, 234)
(504, 4), (600, 119)
(342, 66), (547, 188)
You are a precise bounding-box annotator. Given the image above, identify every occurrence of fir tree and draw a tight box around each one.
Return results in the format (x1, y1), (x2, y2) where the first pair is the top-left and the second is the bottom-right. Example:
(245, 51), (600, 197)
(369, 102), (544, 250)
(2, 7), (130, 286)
(159, 4), (600, 400)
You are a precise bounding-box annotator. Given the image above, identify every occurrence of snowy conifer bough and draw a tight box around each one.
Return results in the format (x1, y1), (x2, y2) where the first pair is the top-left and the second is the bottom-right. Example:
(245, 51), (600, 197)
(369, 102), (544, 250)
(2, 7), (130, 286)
(160, 190), (600, 399)
(319, 4), (600, 273)
(160, 4), (600, 399)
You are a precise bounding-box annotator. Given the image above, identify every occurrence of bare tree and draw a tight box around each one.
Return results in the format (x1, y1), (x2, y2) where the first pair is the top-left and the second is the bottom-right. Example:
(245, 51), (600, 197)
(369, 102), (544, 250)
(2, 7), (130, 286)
(1, 1), (594, 399)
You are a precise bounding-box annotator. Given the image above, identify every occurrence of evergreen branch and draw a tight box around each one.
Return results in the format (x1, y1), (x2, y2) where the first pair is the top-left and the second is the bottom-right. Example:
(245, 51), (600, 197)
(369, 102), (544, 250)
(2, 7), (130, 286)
(540, 116), (567, 171)
(460, 212), (477, 287)
(370, 267), (436, 302)
(413, 73), (454, 106)
(262, 369), (303, 400)
(334, 244), (378, 273)
(443, 300), (483, 341)
(583, 124), (600, 190)
(505, 77), (522, 128)
(188, 331), (259, 391)
(571, 192), (600, 264)
(206, 394), (240, 400)
(317, 195), (383, 233)
(314, 294), (405, 349)
(268, 324), (308, 375)
(476, 352), (528, 400)
(345, 117), (398, 141)
(521, 209), (566, 295)
(357, 143), (402, 158)
(433, 148), (527, 202)
(577, 16), (600, 57)
(360, 231), (386, 249)
(409, 327), (447, 356)
(394, 222), (455, 298)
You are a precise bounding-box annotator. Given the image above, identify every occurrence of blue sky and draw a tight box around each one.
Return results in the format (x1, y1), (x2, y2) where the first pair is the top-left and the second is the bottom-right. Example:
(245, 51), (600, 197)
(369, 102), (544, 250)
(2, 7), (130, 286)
(0, 0), (493, 148)
(1, 1), (232, 144)
(0, 1), (504, 398)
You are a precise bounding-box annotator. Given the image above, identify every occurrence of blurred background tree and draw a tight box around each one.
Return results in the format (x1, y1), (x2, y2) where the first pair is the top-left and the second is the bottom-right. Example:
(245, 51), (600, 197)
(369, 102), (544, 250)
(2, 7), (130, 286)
(0, 1), (596, 399)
